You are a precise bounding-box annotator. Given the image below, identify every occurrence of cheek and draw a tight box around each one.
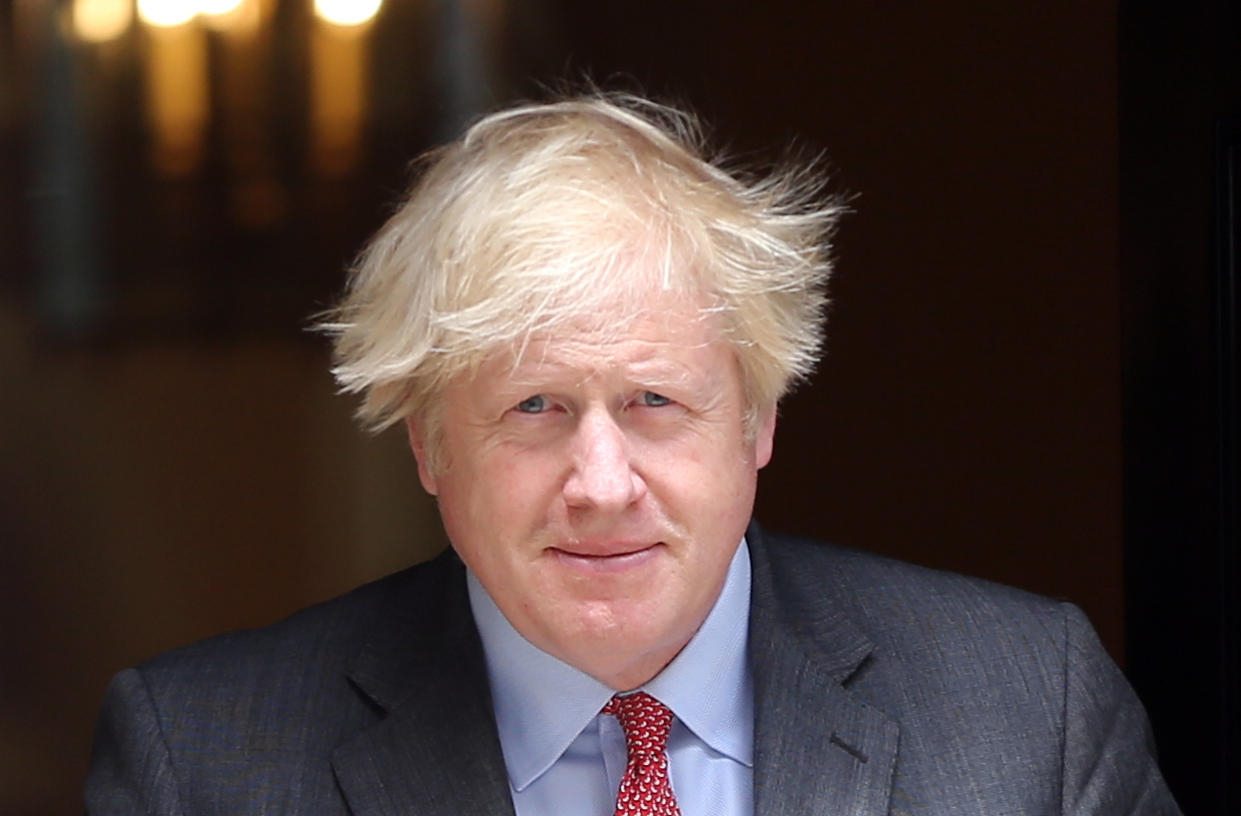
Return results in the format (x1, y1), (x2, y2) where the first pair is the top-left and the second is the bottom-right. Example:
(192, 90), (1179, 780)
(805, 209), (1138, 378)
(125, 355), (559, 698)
(657, 438), (759, 537)
(442, 450), (564, 539)
(644, 429), (754, 492)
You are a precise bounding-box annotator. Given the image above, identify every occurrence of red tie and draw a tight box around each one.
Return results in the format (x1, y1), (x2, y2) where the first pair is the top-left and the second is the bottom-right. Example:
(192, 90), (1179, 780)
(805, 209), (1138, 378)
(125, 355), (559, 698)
(602, 692), (682, 816)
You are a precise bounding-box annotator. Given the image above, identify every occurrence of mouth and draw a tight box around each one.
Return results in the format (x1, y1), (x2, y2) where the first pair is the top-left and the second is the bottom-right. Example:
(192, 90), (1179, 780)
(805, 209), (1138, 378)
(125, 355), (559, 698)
(549, 542), (663, 573)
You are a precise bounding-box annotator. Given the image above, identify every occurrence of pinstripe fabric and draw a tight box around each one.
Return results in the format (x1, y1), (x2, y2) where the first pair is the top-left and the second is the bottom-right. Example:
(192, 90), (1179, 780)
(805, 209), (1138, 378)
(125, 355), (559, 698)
(86, 524), (1181, 815)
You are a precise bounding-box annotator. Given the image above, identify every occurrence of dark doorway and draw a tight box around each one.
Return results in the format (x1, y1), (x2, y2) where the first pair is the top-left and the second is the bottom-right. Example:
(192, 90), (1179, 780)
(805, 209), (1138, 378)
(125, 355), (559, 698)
(1120, 2), (1241, 812)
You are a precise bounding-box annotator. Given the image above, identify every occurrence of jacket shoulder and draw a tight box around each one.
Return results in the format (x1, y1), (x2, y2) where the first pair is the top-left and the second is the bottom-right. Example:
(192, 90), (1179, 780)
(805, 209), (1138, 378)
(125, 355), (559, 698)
(134, 549), (462, 748)
(87, 550), (479, 813)
(755, 528), (1070, 641)
(751, 528), (1177, 815)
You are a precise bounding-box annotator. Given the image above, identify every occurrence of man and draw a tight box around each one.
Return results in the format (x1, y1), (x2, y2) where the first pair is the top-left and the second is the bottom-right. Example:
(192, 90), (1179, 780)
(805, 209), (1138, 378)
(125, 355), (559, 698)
(86, 94), (1180, 815)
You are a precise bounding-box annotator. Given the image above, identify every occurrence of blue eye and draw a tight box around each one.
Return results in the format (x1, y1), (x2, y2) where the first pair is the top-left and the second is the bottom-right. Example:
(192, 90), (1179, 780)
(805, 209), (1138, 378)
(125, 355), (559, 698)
(639, 391), (672, 407)
(515, 395), (549, 413)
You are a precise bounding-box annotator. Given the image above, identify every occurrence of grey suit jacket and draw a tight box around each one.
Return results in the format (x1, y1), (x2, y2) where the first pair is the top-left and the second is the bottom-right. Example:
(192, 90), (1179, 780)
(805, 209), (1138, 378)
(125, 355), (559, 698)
(85, 524), (1181, 814)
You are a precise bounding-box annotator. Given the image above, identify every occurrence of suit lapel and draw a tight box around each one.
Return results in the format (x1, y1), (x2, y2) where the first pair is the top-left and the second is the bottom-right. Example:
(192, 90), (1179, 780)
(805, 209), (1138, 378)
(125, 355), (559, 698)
(748, 524), (899, 816)
(325, 529), (899, 816)
(331, 551), (517, 816)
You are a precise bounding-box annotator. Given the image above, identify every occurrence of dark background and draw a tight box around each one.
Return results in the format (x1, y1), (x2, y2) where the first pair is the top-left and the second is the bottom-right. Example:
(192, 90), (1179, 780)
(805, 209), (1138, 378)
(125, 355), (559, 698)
(0, 1), (1236, 813)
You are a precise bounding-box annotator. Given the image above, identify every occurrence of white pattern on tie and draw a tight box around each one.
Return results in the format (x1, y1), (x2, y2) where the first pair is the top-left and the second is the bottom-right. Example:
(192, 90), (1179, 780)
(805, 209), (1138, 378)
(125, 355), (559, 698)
(602, 692), (682, 816)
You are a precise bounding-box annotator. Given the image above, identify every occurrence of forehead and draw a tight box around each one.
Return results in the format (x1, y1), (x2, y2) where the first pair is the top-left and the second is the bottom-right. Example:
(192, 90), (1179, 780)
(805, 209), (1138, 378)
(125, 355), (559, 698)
(478, 295), (729, 385)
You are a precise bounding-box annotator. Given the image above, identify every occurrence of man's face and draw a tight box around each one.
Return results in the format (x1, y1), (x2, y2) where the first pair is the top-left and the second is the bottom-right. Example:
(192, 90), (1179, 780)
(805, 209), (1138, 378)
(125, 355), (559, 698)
(406, 293), (775, 690)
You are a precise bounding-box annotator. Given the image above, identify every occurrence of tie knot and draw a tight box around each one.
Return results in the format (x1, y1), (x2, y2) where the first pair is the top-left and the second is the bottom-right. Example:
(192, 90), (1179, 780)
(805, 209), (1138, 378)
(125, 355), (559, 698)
(602, 692), (681, 816)
(603, 692), (674, 754)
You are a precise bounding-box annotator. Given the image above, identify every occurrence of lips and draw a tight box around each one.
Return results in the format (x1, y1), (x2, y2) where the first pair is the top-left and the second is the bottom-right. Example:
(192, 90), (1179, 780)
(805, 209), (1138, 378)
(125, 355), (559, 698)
(550, 542), (663, 573)
(555, 540), (659, 558)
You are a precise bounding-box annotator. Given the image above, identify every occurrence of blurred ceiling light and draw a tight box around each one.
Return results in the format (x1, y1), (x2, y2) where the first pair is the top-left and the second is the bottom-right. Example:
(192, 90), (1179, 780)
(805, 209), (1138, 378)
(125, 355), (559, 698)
(145, 20), (209, 175)
(309, 16), (368, 175)
(314, 0), (383, 27)
(200, 0), (258, 33)
(137, 0), (198, 27)
(73, 0), (134, 42)
(198, 0), (245, 15)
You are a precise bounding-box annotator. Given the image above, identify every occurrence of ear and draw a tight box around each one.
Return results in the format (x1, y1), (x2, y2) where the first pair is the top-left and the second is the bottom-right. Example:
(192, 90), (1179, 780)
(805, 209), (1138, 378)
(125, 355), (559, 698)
(754, 402), (777, 470)
(404, 417), (439, 495)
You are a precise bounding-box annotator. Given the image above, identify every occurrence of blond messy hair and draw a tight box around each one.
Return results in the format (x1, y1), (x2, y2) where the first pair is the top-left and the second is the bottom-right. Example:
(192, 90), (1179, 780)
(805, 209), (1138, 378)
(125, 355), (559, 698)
(320, 93), (842, 457)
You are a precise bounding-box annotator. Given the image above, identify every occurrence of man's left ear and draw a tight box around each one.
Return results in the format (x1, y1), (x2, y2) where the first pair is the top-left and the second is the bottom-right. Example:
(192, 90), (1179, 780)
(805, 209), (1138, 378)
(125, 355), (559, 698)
(755, 402), (777, 470)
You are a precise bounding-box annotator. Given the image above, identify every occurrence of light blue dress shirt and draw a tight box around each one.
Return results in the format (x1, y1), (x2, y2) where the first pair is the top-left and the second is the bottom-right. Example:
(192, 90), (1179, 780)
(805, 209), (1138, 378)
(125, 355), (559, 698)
(467, 539), (755, 816)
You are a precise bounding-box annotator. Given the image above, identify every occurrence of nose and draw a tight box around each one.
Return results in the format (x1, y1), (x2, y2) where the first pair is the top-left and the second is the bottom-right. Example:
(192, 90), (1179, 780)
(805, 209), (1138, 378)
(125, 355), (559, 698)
(562, 408), (646, 513)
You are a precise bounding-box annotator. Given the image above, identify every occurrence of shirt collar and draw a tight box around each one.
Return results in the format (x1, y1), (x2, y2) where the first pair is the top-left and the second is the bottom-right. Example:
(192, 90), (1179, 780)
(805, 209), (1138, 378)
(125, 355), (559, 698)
(468, 538), (753, 791)
(645, 540), (753, 767)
